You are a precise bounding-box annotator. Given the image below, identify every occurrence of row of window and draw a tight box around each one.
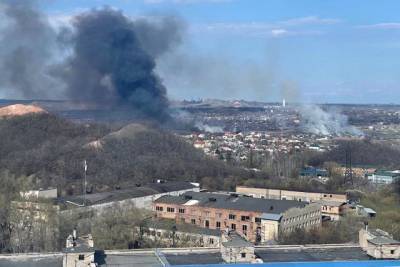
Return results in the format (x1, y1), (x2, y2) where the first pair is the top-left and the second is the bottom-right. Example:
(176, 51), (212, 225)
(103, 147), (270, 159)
(188, 218), (248, 233)
(156, 206), (256, 223)
(229, 214), (252, 221)
(167, 207), (175, 212)
(282, 211), (320, 225)
(284, 219), (320, 231)
(155, 206), (185, 213)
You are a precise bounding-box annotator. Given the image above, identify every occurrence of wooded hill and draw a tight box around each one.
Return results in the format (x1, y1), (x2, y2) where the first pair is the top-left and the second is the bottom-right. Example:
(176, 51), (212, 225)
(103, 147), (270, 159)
(0, 112), (251, 196)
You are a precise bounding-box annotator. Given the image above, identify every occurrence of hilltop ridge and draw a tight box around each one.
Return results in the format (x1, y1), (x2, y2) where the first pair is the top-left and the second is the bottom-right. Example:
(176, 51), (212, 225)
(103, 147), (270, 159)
(0, 104), (47, 117)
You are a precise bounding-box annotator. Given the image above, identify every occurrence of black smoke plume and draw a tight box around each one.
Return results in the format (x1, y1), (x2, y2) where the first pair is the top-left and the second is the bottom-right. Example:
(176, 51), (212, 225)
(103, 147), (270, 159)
(0, 3), (184, 121)
(0, 0), (58, 98)
(58, 8), (184, 120)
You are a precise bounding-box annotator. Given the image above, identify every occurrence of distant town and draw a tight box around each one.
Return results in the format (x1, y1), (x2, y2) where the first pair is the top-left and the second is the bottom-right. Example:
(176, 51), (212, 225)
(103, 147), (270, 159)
(1, 1), (400, 267)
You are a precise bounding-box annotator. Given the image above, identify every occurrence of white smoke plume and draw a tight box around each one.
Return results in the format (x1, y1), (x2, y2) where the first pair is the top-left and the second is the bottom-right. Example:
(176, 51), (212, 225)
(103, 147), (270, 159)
(194, 122), (224, 133)
(299, 105), (363, 136)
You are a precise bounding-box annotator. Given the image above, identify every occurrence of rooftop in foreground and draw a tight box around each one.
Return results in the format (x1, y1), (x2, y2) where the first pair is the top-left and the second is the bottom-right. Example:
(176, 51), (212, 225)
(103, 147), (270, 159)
(1, 245), (395, 267)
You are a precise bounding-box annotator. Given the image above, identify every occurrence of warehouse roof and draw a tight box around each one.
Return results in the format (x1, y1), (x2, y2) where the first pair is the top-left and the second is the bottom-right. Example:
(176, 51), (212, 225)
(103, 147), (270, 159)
(60, 181), (198, 206)
(369, 236), (400, 245)
(0, 245), (384, 266)
(154, 191), (307, 214)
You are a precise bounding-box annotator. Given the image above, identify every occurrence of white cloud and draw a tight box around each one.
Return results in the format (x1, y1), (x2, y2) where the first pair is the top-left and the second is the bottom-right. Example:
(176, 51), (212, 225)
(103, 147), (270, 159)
(279, 16), (341, 26)
(270, 29), (288, 36)
(192, 17), (329, 38)
(357, 22), (400, 30)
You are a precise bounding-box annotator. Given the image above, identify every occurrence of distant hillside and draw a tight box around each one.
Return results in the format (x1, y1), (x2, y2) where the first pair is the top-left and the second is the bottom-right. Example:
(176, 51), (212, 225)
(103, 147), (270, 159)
(308, 139), (400, 168)
(0, 112), (250, 195)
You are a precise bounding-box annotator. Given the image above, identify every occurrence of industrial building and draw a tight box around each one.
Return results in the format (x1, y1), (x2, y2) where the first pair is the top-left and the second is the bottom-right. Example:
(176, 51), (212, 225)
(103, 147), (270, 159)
(366, 170), (400, 184)
(153, 191), (321, 243)
(59, 181), (199, 212)
(236, 186), (347, 203)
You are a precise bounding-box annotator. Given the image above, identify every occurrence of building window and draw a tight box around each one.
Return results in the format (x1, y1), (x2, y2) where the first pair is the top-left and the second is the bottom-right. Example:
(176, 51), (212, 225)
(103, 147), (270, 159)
(78, 255), (84, 260)
(179, 208), (185, 214)
(216, 221), (221, 228)
(191, 219), (196, 224)
(205, 220), (210, 228)
(229, 214), (236, 220)
(209, 238), (214, 244)
(241, 215), (250, 221)
(391, 250), (395, 254)
(242, 225), (248, 231)
(231, 223), (236, 230)
(156, 206), (163, 211)
(255, 217), (261, 223)
(241, 253), (246, 258)
(167, 207), (175, 213)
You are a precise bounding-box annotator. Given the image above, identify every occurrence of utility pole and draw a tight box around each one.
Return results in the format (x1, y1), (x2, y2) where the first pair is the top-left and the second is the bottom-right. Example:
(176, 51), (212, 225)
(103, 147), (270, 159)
(344, 146), (353, 185)
(84, 160), (87, 206)
(172, 225), (177, 247)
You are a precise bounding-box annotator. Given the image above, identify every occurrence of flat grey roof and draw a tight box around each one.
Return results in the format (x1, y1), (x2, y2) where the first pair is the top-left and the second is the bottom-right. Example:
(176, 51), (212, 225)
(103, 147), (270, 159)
(97, 253), (163, 267)
(60, 181), (197, 206)
(316, 200), (347, 207)
(0, 255), (63, 267)
(163, 246), (371, 265)
(0, 246), (376, 266)
(255, 246), (370, 262)
(363, 208), (376, 214)
(260, 213), (282, 221)
(221, 232), (253, 248)
(164, 252), (223, 265)
(369, 236), (400, 245)
(155, 192), (307, 214)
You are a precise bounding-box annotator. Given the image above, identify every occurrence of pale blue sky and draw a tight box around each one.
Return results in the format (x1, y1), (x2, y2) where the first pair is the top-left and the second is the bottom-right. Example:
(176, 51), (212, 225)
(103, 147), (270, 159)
(42, 0), (400, 103)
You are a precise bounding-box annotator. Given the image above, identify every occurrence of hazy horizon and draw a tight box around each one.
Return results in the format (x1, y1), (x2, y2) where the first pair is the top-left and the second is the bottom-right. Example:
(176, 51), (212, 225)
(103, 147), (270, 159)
(1, 0), (400, 104)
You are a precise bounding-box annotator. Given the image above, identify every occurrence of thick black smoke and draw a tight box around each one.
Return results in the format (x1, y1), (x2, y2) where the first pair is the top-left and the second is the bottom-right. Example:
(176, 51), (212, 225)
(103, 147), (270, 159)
(0, 0), (58, 98)
(0, 3), (184, 121)
(132, 16), (184, 58)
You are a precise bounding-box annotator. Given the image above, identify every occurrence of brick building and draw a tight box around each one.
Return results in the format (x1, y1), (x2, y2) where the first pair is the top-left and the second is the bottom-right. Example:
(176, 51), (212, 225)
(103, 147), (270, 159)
(236, 186), (347, 203)
(153, 191), (321, 243)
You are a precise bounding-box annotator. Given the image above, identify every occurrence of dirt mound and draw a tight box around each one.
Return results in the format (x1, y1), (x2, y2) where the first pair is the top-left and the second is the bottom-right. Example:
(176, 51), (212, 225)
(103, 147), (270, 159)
(0, 104), (47, 117)
(105, 123), (150, 140)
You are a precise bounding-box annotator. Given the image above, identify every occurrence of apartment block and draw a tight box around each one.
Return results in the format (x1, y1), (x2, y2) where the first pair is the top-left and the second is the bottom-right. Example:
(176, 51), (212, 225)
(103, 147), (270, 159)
(153, 191), (321, 243)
